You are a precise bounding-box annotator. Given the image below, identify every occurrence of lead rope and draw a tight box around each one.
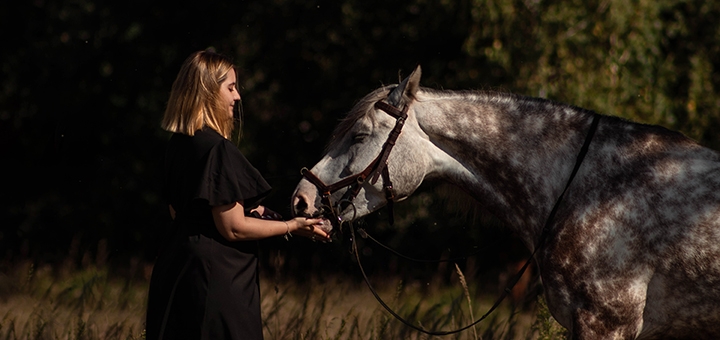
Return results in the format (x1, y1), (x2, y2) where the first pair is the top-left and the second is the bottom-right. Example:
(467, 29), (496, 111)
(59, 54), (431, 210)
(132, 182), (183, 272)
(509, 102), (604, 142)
(355, 227), (483, 263)
(350, 222), (509, 335)
(349, 114), (600, 336)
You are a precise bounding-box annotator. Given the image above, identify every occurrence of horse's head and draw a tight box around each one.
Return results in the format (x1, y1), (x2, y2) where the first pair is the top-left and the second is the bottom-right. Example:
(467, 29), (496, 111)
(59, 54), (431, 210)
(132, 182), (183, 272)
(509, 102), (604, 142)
(292, 66), (432, 233)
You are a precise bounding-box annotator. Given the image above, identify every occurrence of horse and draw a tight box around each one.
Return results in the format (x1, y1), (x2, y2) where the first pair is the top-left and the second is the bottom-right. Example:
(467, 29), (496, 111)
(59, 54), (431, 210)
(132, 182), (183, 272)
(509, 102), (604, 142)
(291, 65), (720, 339)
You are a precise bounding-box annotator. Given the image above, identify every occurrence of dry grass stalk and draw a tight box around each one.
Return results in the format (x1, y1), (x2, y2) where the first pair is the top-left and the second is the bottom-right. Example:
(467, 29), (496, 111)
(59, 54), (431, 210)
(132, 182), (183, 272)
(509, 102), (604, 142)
(456, 263), (479, 340)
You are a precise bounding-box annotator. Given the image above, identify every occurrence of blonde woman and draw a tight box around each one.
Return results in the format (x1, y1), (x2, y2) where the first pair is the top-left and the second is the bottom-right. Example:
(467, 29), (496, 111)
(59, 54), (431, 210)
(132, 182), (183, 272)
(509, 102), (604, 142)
(146, 49), (329, 340)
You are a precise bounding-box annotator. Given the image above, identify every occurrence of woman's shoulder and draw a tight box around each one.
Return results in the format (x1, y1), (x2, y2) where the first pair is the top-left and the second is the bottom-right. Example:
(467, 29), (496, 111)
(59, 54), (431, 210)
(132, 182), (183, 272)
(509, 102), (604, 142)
(193, 128), (226, 146)
(167, 128), (235, 163)
(170, 128), (227, 150)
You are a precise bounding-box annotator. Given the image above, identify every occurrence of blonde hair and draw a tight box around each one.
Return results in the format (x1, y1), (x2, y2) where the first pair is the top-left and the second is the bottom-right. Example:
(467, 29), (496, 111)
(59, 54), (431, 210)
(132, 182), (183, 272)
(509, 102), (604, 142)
(161, 49), (237, 139)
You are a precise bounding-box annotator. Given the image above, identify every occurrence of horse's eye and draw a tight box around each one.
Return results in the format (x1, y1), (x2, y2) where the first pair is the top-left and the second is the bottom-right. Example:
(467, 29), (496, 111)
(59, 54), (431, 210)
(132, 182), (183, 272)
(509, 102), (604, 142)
(353, 133), (369, 143)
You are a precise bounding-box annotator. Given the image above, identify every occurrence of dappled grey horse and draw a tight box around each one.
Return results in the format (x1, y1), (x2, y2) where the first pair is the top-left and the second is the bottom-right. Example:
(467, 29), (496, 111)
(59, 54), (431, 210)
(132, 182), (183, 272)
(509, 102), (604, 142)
(292, 66), (720, 339)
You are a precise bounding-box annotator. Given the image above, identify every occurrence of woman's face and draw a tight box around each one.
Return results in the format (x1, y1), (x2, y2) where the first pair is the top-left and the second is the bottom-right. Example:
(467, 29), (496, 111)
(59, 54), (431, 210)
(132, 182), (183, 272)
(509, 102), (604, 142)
(219, 69), (241, 118)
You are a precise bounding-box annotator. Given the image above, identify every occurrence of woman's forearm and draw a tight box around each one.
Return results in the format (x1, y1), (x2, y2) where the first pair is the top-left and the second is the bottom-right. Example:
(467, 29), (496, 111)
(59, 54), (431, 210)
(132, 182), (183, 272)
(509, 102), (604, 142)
(212, 202), (290, 241)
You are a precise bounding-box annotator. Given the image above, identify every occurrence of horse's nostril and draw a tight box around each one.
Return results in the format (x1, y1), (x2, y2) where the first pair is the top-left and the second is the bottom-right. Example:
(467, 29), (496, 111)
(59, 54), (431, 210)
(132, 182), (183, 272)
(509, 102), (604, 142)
(294, 194), (309, 215)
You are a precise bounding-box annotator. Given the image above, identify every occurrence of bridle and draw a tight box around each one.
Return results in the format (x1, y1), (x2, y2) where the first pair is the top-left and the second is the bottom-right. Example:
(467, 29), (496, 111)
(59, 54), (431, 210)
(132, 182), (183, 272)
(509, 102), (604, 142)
(300, 96), (601, 335)
(301, 100), (408, 231)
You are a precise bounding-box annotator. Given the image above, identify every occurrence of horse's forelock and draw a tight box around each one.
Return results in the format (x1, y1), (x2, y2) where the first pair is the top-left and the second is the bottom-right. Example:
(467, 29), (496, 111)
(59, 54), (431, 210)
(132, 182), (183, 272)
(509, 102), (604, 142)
(325, 86), (394, 152)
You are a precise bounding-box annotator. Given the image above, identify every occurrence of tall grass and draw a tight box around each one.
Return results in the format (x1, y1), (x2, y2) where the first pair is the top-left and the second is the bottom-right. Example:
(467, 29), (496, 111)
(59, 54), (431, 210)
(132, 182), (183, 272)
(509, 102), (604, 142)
(260, 262), (566, 340)
(0, 260), (565, 339)
(0, 261), (147, 340)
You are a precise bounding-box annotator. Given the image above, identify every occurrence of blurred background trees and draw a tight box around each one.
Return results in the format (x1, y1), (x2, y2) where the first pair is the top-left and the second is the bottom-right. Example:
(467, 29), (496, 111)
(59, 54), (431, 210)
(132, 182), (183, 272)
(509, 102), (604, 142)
(2, 0), (718, 281)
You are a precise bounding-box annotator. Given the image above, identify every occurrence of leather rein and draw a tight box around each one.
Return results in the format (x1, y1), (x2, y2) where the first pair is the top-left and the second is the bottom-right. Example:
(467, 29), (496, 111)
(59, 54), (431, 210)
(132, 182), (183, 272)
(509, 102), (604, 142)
(301, 98), (601, 336)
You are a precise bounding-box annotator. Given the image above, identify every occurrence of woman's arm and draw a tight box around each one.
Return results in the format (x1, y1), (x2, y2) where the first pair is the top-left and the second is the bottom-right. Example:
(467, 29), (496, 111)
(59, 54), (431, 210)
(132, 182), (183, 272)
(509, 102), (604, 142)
(211, 201), (330, 242)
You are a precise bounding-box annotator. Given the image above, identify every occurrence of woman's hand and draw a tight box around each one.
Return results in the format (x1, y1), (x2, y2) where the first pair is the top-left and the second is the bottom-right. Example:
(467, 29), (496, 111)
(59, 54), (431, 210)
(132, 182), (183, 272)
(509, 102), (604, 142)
(212, 201), (331, 242)
(289, 217), (331, 242)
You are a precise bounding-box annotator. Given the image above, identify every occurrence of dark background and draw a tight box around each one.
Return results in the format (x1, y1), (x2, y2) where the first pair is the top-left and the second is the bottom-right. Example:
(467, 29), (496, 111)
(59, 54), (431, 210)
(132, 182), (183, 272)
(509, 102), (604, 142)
(2, 0), (718, 283)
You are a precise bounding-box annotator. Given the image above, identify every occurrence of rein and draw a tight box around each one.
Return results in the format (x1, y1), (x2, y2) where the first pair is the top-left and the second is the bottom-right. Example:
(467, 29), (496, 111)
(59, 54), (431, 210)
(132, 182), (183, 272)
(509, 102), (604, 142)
(302, 98), (601, 335)
(355, 227), (483, 263)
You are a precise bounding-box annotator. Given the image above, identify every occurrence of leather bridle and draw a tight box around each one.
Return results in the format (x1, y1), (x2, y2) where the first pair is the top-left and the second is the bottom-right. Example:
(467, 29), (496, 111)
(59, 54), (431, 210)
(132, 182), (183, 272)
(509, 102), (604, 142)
(301, 100), (408, 231)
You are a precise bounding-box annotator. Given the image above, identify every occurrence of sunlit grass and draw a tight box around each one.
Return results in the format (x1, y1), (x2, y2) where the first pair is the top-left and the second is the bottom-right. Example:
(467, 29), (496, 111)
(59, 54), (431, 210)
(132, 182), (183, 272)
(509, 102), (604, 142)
(0, 261), (147, 340)
(0, 260), (565, 339)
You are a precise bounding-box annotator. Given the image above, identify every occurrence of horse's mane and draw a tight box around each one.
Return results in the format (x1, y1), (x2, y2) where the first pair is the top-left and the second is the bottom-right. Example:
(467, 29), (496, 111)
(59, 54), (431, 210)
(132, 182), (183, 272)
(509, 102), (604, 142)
(420, 86), (556, 109)
(325, 85), (640, 152)
(326, 85), (552, 150)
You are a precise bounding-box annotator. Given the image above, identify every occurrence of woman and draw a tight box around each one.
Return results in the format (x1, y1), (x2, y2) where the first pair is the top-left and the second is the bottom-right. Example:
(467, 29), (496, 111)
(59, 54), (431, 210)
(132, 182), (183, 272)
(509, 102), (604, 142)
(146, 49), (330, 340)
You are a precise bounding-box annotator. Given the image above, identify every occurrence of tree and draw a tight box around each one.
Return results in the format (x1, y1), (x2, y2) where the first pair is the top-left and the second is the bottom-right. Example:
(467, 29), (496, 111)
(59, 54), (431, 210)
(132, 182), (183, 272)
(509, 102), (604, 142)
(463, 0), (720, 147)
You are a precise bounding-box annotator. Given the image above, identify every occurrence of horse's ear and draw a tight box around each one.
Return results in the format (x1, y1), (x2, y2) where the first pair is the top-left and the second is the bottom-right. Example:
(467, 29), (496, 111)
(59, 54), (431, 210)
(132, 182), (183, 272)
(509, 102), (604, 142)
(388, 65), (422, 107)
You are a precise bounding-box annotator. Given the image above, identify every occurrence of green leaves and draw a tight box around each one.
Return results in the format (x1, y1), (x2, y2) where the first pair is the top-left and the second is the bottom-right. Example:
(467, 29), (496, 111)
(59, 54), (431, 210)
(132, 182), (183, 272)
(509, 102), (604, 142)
(463, 0), (720, 146)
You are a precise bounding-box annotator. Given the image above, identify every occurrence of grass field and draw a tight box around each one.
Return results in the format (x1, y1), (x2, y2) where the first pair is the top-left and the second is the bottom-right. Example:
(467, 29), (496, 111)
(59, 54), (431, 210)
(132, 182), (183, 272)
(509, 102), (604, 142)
(0, 260), (566, 339)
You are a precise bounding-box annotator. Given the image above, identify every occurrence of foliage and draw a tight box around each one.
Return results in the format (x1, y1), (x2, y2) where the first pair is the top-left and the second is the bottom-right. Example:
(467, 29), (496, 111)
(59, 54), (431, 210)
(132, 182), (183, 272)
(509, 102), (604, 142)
(464, 0), (720, 147)
(531, 295), (568, 340)
(1, 0), (718, 280)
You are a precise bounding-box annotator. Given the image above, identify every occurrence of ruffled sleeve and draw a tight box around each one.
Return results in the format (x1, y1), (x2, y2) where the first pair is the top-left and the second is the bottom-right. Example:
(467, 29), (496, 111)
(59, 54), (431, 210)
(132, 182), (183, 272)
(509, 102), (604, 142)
(196, 139), (272, 208)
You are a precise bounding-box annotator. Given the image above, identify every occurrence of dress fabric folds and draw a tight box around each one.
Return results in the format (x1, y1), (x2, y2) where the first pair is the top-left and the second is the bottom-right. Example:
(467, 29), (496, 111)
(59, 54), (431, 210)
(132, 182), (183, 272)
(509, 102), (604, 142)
(146, 128), (271, 340)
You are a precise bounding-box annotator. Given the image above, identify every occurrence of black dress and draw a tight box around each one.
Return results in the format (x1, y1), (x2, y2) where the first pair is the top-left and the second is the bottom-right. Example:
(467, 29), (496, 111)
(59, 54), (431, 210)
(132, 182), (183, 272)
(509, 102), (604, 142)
(146, 128), (271, 340)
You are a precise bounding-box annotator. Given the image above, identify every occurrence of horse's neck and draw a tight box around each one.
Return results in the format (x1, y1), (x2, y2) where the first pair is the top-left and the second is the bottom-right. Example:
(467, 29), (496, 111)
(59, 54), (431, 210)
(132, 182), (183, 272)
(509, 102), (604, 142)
(414, 93), (594, 244)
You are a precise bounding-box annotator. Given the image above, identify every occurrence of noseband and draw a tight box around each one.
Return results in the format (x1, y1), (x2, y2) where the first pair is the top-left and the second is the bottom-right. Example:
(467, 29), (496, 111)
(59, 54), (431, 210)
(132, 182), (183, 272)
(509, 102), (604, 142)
(301, 100), (408, 230)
